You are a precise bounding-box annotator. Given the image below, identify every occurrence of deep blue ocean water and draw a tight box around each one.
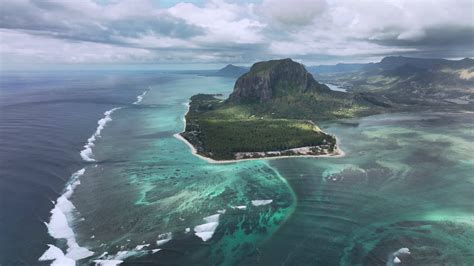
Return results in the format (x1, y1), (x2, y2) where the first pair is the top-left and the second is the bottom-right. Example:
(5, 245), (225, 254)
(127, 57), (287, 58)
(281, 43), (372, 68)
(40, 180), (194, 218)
(0, 71), (174, 264)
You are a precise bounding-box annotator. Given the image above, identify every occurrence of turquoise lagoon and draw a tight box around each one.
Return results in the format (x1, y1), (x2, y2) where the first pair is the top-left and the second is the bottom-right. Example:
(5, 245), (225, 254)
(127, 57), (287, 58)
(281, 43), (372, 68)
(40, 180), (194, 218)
(65, 74), (473, 265)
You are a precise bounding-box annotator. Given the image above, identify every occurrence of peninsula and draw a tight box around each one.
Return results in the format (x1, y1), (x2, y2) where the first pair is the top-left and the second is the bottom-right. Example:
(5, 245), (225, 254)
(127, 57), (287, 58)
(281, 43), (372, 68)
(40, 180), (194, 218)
(178, 58), (378, 161)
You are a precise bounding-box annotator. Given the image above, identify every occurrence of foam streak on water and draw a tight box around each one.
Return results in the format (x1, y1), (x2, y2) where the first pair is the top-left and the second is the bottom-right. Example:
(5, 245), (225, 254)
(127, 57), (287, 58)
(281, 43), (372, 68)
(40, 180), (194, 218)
(80, 107), (121, 162)
(133, 89), (148, 105)
(40, 168), (94, 264)
(41, 106), (123, 264)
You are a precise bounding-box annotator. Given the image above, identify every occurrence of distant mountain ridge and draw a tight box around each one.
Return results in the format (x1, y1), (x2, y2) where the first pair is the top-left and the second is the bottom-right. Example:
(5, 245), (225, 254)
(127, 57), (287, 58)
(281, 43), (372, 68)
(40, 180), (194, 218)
(310, 56), (474, 107)
(308, 56), (474, 74)
(307, 63), (371, 74)
(376, 56), (473, 71)
(213, 64), (249, 77)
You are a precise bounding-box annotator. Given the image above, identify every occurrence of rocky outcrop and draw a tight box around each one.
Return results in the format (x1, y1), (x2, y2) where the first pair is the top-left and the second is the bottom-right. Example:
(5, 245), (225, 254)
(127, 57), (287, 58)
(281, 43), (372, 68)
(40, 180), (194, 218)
(228, 58), (330, 103)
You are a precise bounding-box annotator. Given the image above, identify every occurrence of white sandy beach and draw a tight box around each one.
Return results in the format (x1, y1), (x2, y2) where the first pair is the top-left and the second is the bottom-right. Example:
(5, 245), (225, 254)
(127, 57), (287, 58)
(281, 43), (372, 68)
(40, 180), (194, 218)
(174, 101), (345, 164)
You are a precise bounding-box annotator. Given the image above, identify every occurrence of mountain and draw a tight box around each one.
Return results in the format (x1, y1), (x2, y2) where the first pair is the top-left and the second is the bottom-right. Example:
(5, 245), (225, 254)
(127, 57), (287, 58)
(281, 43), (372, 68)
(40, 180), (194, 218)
(377, 56), (448, 71)
(180, 57), (472, 161)
(307, 63), (370, 74)
(222, 58), (381, 121)
(379, 63), (428, 78)
(229, 58), (330, 103)
(311, 56), (474, 107)
(309, 56), (474, 74)
(376, 56), (474, 71)
(213, 64), (249, 77)
(180, 58), (359, 160)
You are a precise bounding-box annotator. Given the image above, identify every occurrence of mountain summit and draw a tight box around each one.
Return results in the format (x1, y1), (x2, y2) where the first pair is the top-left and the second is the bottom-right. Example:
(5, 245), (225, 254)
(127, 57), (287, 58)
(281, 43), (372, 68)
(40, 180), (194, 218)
(214, 64), (249, 77)
(228, 58), (330, 103)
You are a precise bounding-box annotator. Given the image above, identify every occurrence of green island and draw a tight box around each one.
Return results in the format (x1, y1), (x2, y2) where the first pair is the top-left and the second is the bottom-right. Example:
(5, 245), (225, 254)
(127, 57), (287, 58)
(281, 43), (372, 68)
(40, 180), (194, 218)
(180, 94), (339, 160)
(179, 58), (384, 161)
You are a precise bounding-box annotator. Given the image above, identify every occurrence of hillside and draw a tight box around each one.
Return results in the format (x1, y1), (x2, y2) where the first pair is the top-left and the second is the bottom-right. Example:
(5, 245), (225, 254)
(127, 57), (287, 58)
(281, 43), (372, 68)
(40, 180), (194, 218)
(229, 58), (330, 103)
(311, 56), (474, 107)
(226, 58), (379, 121)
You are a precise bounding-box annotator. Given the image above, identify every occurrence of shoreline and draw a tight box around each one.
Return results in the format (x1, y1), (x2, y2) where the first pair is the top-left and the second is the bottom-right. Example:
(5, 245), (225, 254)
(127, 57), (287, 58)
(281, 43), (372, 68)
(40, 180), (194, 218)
(174, 101), (345, 164)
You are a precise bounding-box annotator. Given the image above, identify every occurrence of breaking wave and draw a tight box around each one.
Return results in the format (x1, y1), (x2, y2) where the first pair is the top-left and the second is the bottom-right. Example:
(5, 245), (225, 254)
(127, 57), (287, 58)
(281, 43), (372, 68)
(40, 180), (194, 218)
(133, 89), (149, 105)
(41, 106), (122, 264)
(80, 107), (121, 162)
(39, 168), (94, 264)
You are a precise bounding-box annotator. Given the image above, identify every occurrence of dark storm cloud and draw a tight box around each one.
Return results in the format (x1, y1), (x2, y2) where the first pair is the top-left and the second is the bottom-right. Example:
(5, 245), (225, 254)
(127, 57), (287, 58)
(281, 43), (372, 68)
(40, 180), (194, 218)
(368, 25), (474, 48)
(362, 25), (474, 59)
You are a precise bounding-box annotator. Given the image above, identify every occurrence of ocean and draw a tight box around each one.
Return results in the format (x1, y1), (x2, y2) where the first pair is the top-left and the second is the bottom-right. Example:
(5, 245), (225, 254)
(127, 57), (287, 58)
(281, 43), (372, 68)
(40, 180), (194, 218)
(0, 70), (473, 265)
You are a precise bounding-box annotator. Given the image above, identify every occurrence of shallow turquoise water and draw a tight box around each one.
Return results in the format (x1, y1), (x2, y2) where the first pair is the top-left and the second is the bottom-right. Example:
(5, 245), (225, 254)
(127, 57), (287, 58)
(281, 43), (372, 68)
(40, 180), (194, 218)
(255, 112), (474, 265)
(68, 74), (473, 265)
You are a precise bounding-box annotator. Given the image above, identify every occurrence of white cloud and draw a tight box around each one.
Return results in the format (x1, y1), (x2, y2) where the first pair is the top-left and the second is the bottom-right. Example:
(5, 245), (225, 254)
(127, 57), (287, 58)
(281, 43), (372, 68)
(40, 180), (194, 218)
(169, 1), (265, 44)
(0, 29), (152, 64)
(0, 0), (473, 66)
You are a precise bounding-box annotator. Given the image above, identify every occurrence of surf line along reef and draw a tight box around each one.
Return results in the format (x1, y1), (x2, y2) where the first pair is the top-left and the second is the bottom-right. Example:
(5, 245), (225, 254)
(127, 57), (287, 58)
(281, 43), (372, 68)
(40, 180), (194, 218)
(176, 58), (383, 162)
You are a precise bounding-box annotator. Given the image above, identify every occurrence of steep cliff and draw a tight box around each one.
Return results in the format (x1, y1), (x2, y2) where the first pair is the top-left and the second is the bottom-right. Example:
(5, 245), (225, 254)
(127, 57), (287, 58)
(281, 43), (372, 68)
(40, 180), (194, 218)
(228, 58), (330, 103)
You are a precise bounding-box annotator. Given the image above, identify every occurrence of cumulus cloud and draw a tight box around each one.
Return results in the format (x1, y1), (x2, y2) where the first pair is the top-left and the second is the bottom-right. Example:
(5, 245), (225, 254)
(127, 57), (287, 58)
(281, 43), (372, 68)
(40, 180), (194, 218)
(0, 0), (473, 66)
(169, 1), (265, 44)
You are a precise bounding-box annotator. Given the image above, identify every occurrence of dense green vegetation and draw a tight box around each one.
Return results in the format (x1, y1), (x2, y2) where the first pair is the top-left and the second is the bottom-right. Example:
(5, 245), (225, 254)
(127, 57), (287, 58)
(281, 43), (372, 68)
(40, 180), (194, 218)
(199, 119), (327, 153)
(246, 92), (374, 121)
(181, 94), (336, 160)
(180, 58), (385, 160)
(181, 56), (473, 161)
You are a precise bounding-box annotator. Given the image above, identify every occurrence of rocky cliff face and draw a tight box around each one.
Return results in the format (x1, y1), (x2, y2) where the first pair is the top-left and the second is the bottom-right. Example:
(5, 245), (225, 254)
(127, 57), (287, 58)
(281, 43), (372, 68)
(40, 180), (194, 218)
(228, 58), (330, 103)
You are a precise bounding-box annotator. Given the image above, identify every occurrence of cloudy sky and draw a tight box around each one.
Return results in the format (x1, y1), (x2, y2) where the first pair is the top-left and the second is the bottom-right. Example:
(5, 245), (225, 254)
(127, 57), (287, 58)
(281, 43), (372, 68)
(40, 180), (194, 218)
(1, 0), (473, 68)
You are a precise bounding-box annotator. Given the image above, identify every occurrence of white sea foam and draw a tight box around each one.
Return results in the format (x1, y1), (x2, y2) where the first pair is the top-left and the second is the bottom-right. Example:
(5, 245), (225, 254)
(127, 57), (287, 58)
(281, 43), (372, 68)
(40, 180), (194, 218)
(93, 259), (124, 266)
(40, 168), (94, 263)
(80, 107), (121, 162)
(251, 199), (273, 206)
(135, 244), (150, 250)
(93, 248), (149, 266)
(98, 252), (108, 258)
(40, 168), (94, 265)
(393, 248), (411, 256)
(156, 232), (172, 246)
(151, 249), (161, 254)
(39, 244), (75, 266)
(194, 214), (220, 241)
(387, 247), (410, 266)
(93, 249), (144, 265)
(133, 90), (148, 104)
